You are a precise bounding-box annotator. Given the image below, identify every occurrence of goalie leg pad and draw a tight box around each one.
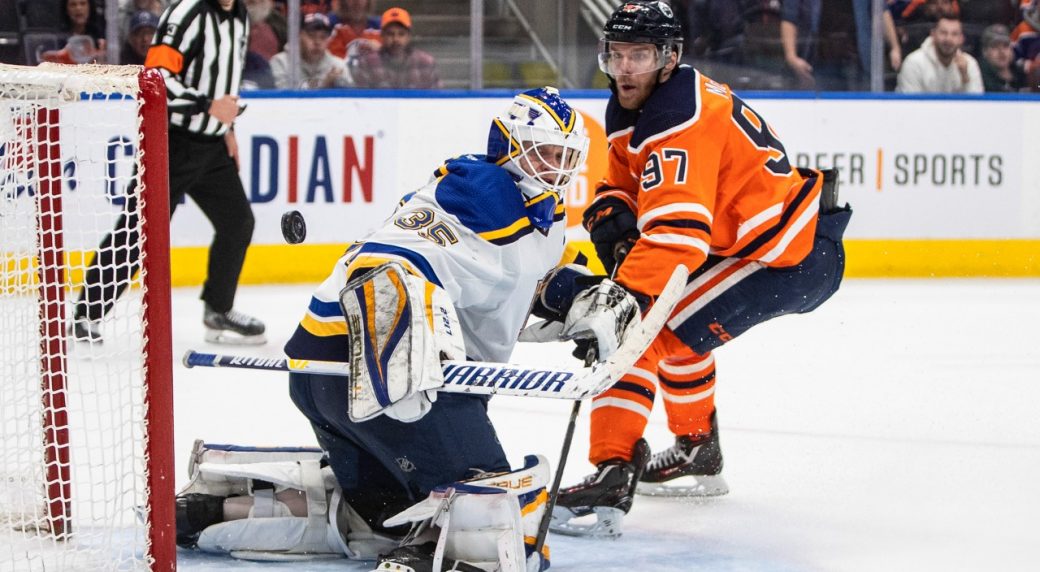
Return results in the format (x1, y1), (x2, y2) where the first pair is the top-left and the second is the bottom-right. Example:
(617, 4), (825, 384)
(381, 455), (551, 572)
(176, 440), (397, 561)
(339, 262), (466, 422)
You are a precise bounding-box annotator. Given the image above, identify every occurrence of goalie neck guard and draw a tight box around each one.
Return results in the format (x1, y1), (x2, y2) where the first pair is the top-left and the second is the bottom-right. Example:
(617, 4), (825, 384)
(486, 86), (589, 231)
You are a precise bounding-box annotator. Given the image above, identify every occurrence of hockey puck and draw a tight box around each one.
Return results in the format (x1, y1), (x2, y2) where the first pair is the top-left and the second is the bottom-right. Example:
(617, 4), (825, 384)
(281, 210), (307, 244)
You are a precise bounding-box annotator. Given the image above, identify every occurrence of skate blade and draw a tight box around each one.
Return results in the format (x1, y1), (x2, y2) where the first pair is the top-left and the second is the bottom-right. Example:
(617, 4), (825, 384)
(636, 474), (729, 498)
(548, 506), (625, 538)
(204, 329), (267, 346)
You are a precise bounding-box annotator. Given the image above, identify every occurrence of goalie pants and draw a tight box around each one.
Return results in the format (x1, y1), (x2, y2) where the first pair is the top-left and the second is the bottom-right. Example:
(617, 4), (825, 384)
(590, 206), (853, 464)
(289, 371), (510, 530)
(75, 128), (255, 320)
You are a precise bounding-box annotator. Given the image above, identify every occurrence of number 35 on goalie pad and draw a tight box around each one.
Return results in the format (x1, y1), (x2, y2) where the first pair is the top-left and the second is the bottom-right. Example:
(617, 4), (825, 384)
(340, 262), (467, 422)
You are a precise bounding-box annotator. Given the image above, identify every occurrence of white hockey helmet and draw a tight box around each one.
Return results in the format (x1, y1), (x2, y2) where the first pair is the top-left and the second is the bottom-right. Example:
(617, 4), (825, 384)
(487, 86), (590, 203)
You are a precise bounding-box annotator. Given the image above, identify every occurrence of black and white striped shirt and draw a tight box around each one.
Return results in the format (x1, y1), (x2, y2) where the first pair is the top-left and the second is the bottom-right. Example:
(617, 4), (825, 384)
(147, 0), (248, 137)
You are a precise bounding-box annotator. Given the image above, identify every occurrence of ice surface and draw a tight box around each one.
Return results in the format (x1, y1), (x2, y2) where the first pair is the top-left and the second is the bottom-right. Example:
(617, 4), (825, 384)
(169, 279), (1040, 571)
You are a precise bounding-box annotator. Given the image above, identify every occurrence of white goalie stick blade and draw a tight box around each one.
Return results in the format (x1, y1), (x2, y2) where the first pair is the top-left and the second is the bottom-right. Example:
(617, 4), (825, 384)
(182, 265), (689, 401)
(635, 475), (730, 498)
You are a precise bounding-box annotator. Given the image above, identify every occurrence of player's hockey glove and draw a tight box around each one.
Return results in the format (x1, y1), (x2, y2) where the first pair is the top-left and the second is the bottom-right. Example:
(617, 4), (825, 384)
(583, 196), (640, 274)
(562, 279), (649, 362)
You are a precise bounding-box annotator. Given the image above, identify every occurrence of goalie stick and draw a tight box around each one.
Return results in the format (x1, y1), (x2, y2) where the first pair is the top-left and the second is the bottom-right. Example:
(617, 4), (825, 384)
(183, 265), (688, 400)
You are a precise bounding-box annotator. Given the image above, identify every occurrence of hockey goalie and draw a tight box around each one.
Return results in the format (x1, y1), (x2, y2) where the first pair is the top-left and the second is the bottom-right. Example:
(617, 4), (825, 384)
(172, 87), (654, 571)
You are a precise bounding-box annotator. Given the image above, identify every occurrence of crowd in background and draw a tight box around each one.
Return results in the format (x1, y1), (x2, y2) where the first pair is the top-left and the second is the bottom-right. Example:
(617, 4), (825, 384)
(682, 0), (1038, 93)
(0, 0), (441, 89)
(1, 0), (1038, 93)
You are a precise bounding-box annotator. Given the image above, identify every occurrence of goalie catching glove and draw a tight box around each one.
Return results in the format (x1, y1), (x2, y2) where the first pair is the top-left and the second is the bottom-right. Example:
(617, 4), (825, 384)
(561, 279), (645, 362)
(521, 264), (646, 362)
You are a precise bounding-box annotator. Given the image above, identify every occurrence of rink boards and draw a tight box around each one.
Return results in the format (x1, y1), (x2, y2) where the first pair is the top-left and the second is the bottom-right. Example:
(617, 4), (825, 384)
(13, 91), (1035, 280)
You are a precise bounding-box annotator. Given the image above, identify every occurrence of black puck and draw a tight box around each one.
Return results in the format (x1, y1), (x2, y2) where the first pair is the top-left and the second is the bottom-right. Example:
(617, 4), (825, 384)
(281, 210), (307, 244)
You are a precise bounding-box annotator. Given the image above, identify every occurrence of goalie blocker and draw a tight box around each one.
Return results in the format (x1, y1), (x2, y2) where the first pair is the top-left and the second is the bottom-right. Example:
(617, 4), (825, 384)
(339, 261), (467, 422)
(173, 441), (551, 571)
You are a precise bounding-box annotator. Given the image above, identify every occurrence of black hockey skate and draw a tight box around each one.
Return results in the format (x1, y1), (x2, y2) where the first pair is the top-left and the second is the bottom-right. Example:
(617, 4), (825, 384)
(69, 316), (103, 344)
(373, 542), (485, 572)
(175, 493), (226, 548)
(637, 413), (729, 498)
(548, 439), (650, 538)
(203, 304), (266, 345)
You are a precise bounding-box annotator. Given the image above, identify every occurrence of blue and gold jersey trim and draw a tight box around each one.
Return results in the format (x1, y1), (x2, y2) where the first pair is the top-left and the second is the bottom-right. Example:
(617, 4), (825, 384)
(349, 242), (442, 287)
(479, 203), (565, 246)
(299, 297), (348, 338)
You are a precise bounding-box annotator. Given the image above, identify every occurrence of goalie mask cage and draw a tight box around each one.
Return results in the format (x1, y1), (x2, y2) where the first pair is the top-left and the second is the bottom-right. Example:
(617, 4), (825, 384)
(0, 64), (175, 570)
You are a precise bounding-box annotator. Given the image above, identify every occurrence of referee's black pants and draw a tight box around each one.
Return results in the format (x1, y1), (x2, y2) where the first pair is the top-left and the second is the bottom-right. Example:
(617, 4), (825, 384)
(75, 128), (255, 321)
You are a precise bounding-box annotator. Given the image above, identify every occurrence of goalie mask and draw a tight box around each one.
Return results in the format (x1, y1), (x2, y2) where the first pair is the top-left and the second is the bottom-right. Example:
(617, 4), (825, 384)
(487, 86), (589, 231)
(597, 1), (683, 78)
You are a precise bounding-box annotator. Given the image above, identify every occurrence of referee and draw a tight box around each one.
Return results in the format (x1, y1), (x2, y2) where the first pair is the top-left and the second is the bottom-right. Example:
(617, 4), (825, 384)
(72, 0), (266, 345)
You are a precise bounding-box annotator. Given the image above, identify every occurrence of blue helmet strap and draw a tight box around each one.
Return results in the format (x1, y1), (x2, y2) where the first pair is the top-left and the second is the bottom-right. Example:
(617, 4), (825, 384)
(524, 190), (561, 234)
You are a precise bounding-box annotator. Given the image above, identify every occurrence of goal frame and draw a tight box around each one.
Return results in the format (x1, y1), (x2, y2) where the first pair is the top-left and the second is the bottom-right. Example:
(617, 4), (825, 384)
(19, 65), (176, 570)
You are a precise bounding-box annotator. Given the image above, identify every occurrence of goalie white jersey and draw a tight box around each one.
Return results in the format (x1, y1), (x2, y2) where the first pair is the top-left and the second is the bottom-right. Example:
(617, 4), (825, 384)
(285, 155), (568, 364)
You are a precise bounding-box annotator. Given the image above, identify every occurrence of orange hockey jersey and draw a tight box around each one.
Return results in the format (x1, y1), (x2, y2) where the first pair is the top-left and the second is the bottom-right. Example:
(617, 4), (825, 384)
(593, 66), (822, 297)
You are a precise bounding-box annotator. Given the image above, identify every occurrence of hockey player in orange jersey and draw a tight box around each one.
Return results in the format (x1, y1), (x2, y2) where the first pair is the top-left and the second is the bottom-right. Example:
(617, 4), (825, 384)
(536, 0), (853, 537)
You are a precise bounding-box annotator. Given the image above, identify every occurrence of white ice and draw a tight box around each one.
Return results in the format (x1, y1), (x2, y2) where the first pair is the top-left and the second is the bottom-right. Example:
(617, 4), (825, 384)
(171, 279), (1040, 572)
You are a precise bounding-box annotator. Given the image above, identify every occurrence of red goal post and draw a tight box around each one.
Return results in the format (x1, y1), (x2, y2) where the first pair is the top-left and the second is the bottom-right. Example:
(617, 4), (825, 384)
(0, 63), (175, 570)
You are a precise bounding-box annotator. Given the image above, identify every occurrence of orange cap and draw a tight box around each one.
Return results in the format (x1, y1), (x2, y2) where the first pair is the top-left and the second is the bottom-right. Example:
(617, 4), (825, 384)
(381, 7), (412, 30)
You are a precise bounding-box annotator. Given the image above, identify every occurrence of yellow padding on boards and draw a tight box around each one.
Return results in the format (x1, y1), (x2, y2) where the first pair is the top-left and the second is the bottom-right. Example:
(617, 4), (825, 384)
(5, 240), (1037, 292)
(560, 239), (1040, 279)
(846, 240), (1040, 278)
(159, 240), (1040, 287)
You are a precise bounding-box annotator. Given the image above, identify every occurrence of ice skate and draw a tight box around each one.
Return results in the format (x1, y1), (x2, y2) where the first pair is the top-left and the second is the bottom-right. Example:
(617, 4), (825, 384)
(372, 541), (485, 572)
(549, 439), (650, 538)
(174, 493), (225, 548)
(203, 304), (266, 345)
(69, 316), (103, 344)
(637, 413), (728, 498)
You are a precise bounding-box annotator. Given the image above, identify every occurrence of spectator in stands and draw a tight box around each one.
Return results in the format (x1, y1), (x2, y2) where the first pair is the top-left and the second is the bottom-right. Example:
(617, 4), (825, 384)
(302, 0), (331, 16)
(780, 0), (821, 89)
(327, 0), (381, 60)
(889, 0), (960, 59)
(45, 0), (105, 64)
(672, 0), (745, 65)
(120, 10), (158, 65)
(62, 0), (105, 43)
(353, 7), (440, 89)
(897, 15), (983, 92)
(852, 0), (903, 75)
(1012, 0), (1040, 91)
(782, 0), (901, 90)
(979, 24), (1025, 91)
(119, 0), (165, 38)
(270, 12), (352, 89)
(245, 0), (286, 60)
(242, 50), (276, 90)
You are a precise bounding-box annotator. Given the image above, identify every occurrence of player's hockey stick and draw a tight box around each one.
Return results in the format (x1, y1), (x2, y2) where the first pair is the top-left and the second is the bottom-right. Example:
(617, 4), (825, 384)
(529, 261), (688, 555)
(183, 265), (687, 402)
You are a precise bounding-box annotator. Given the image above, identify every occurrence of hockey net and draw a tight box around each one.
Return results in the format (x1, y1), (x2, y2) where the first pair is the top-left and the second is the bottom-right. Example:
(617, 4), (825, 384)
(0, 64), (174, 570)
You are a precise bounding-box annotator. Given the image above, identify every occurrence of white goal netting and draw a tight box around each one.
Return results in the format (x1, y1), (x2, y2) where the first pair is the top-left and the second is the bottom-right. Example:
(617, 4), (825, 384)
(0, 63), (174, 571)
